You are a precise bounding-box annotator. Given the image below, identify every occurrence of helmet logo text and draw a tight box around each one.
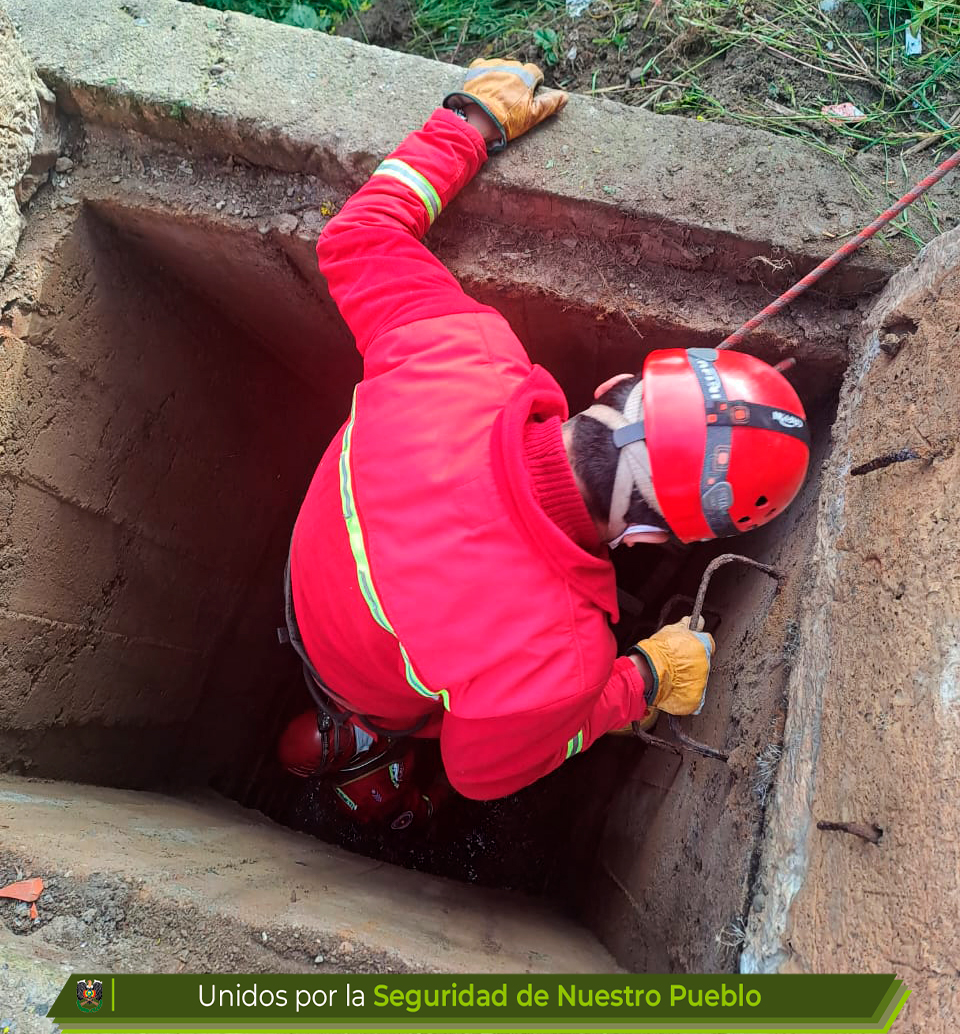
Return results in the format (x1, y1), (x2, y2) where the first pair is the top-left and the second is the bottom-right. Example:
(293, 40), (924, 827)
(694, 358), (724, 400)
(771, 410), (804, 429)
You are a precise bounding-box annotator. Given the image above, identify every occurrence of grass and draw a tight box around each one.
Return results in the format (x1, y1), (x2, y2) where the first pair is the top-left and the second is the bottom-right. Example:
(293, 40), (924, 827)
(183, 0), (362, 33)
(405, 0), (567, 63)
(565, 1), (960, 164)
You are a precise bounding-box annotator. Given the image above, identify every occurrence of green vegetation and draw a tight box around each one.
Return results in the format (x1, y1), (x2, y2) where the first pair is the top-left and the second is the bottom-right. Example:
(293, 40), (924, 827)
(601, 0), (960, 157)
(406, 0), (566, 59)
(184, 0), (361, 33)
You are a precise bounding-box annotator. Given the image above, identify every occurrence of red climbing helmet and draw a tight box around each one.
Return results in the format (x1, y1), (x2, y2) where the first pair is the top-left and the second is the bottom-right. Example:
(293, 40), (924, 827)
(641, 348), (810, 543)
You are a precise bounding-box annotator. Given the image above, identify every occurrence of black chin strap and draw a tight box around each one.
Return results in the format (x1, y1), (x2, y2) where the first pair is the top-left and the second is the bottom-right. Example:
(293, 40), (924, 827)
(685, 349), (739, 537)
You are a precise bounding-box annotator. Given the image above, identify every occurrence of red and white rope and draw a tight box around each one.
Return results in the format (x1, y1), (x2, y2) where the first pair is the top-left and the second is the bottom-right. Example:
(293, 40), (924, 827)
(718, 148), (960, 350)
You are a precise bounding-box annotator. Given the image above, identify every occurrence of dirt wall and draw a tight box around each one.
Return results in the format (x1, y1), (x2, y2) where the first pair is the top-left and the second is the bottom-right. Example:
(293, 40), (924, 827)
(743, 227), (960, 1030)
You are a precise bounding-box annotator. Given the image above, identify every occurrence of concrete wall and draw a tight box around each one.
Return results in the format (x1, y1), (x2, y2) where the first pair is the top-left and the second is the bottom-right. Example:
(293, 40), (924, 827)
(743, 227), (960, 1030)
(0, 207), (336, 785)
(7, 0), (950, 309)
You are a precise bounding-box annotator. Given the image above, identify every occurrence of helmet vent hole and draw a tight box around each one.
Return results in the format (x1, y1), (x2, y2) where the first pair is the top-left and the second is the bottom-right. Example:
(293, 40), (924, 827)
(755, 495), (768, 506)
(737, 516), (750, 524)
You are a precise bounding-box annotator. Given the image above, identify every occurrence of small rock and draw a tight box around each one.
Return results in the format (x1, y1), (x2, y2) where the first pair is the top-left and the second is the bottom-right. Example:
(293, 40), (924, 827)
(111, 176), (121, 184)
(726, 744), (753, 778)
(60, 195), (79, 206)
(209, 65), (225, 76)
(880, 332), (904, 358)
(41, 916), (87, 949)
(276, 214), (299, 234)
(261, 931), (268, 943)
(622, 12), (638, 30)
(257, 224), (270, 235)
(80, 908), (96, 924)
(286, 186), (296, 198)
(337, 940), (354, 954)
(216, 200), (226, 211)
(627, 67), (645, 86)
(242, 207), (255, 218)
(566, 45), (578, 63)
(313, 954), (324, 964)
(54, 157), (74, 173)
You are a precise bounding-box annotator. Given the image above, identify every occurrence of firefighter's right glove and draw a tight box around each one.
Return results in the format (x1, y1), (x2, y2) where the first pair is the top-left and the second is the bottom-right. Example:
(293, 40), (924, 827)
(443, 59), (568, 152)
(631, 617), (715, 716)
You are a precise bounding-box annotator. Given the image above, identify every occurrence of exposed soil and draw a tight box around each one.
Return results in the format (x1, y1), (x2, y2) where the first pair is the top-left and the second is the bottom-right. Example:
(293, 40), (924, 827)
(0, 855), (406, 974)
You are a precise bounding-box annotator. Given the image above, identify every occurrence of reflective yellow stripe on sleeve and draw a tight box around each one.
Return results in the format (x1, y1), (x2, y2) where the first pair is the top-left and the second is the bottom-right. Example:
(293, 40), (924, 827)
(565, 729), (585, 759)
(339, 389), (450, 711)
(371, 158), (442, 225)
(334, 787), (358, 811)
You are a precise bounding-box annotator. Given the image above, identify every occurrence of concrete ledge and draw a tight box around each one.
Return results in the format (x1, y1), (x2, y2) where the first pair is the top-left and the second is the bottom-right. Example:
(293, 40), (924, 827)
(6, 0), (948, 298)
(1, 777), (616, 974)
(742, 226), (960, 1025)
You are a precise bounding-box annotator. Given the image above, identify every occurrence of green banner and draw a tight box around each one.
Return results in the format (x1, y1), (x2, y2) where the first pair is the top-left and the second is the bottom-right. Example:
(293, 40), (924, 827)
(51, 973), (910, 1033)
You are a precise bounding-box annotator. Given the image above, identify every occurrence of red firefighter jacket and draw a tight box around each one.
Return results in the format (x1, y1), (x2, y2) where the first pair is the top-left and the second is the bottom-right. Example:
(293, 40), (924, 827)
(291, 109), (648, 801)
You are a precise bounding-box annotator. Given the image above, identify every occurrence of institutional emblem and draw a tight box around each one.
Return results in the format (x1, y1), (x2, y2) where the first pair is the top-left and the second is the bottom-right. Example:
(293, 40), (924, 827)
(76, 979), (104, 1013)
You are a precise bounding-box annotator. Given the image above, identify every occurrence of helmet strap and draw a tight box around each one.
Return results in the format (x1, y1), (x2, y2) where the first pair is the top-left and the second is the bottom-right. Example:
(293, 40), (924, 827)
(685, 348), (809, 537)
(686, 349), (740, 538)
(580, 381), (665, 541)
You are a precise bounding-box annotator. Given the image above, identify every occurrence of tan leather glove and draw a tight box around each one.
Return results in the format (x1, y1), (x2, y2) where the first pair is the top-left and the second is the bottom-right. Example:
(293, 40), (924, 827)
(632, 617), (715, 716)
(443, 59), (568, 151)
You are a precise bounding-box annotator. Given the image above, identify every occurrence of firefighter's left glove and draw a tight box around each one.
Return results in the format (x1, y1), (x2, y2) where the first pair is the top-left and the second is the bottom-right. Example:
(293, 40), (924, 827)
(631, 617), (715, 716)
(443, 59), (568, 152)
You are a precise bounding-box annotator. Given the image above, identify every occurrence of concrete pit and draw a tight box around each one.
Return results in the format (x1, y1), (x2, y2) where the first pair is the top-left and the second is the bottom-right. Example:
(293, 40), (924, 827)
(3, 0), (960, 1018)
(0, 136), (845, 977)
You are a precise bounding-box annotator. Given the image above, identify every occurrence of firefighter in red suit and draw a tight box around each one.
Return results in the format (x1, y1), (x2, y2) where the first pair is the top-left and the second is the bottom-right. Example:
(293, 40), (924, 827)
(277, 60), (811, 829)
